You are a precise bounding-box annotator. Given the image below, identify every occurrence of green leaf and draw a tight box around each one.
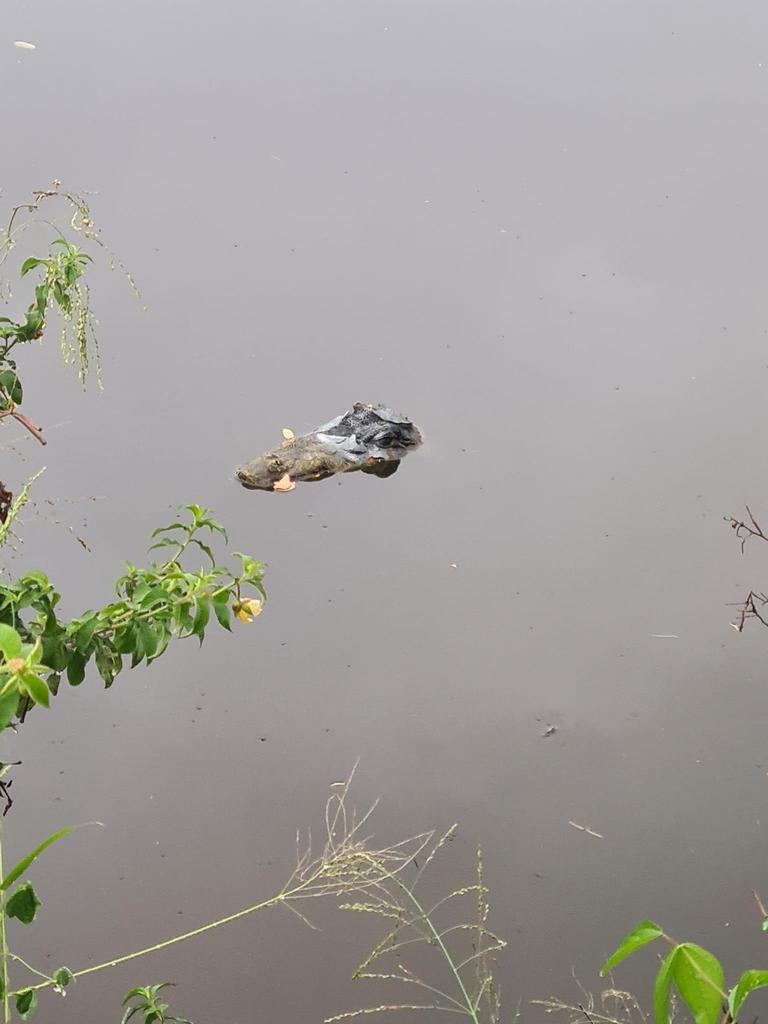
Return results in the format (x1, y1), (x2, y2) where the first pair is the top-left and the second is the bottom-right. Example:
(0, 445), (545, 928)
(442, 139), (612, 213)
(15, 989), (37, 1019)
(114, 623), (138, 655)
(190, 537), (216, 565)
(148, 537), (181, 553)
(672, 943), (725, 1024)
(74, 615), (98, 653)
(21, 571), (49, 589)
(150, 523), (187, 538)
(6, 881), (41, 924)
(1, 826), (77, 890)
(601, 920), (665, 976)
(137, 621), (160, 661)
(212, 597), (231, 631)
(654, 947), (679, 1024)
(122, 986), (148, 1005)
(0, 625), (21, 661)
(192, 596), (210, 640)
(94, 645), (121, 687)
(0, 691), (18, 732)
(20, 258), (45, 277)
(21, 673), (49, 708)
(728, 970), (768, 1018)
(41, 636), (67, 673)
(66, 652), (86, 686)
(0, 369), (22, 405)
(53, 966), (74, 989)
(138, 587), (170, 609)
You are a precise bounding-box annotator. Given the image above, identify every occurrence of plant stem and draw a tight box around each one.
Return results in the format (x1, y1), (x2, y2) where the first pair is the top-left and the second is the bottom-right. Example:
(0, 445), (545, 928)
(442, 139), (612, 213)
(7, 954), (53, 984)
(390, 875), (479, 1023)
(9, 866), (333, 998)
(0, 820), (10, 1024)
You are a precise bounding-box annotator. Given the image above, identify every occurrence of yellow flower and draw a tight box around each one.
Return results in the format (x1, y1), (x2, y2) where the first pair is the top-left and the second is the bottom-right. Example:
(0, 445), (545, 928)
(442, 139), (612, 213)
(233, 598), (263, 624)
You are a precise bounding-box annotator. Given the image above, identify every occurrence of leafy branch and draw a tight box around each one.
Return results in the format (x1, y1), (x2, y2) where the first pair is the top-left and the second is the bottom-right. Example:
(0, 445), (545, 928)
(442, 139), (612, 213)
(0, 504), (265, 729)
(598, 919), (768, 1024)
(0, 182), (138, 448)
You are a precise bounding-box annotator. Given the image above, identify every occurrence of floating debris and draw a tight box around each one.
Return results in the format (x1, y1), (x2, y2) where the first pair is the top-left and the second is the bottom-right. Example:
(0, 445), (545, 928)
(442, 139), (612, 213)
(568, 820), (604, 839)
(237, 403), (422, 493)
(541, 724), (557, 738)
(13, 41), (36, 50)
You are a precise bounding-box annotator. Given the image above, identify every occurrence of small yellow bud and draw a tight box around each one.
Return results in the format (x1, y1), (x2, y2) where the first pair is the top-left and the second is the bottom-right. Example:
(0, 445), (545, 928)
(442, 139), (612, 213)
(6, 658), (24, 673)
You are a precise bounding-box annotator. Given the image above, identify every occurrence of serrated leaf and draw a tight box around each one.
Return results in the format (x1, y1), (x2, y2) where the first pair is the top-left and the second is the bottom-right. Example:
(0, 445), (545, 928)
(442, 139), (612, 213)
(192, 596), (210, 640)
(150, 523), (187, 538)
(212, 597), (231, 631)
(189, 537), (216, 566)
(6, 881), (41, 924)
(601, 920), (664, 976)
(672, 943), (725, 1024)
(149, 537), (182, 552)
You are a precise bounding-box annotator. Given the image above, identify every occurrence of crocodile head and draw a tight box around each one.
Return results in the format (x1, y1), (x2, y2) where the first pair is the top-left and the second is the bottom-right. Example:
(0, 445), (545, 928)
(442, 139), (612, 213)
(236, 452), (288, 491)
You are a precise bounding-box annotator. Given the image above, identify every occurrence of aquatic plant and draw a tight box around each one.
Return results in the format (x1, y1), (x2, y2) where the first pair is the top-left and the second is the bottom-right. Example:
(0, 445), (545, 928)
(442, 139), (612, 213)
(328, 834), (505, 1024)
(0, 769), (505, 1023)
(536, 920), (768, 1024)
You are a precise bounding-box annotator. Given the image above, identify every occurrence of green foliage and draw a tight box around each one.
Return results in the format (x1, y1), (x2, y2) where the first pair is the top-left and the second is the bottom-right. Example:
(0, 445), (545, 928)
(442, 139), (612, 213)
(14, 989), (35, 1019)
(0, 505), (264, 728)
(0, 826), (78, 890)
(600, 920), (664, 974)
(0, 470), (44, 550)
(0, 182), (136, 409)
(5, 883), (40, 925)
(122, 983), (193, 1024)
(602, 920), (768, 1024)
(51, 967), (73, 993)
(0, 239), (97, 400)
(0, 186), (272, 1022)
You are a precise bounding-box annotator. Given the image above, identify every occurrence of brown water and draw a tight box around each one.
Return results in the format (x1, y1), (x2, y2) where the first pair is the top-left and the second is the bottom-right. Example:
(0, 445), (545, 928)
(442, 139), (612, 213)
(4, 0), (768, 1020)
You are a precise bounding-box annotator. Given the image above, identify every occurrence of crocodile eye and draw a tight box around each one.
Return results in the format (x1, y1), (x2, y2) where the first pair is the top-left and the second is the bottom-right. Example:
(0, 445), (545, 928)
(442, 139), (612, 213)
(376, 431), (395, 447)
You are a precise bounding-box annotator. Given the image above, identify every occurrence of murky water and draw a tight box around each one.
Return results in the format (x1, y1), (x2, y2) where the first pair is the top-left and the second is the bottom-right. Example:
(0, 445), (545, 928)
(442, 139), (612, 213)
(4, 0), (768, 1020)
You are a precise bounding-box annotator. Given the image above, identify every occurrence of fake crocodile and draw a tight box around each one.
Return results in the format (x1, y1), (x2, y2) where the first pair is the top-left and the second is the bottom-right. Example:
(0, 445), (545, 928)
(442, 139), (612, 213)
(237, 403), (422, 492)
